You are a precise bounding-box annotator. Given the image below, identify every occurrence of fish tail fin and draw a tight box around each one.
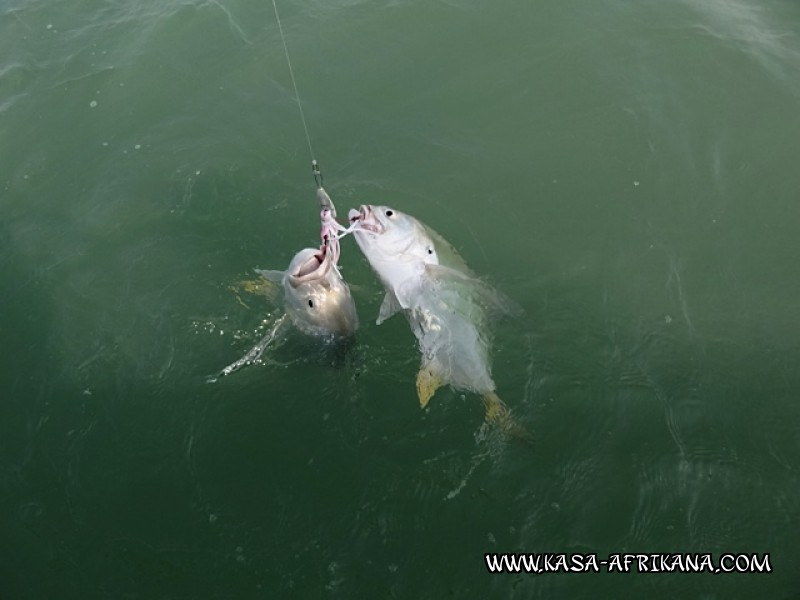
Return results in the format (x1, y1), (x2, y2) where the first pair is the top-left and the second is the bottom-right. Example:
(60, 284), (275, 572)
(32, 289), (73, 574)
(481, 392), (534, 445)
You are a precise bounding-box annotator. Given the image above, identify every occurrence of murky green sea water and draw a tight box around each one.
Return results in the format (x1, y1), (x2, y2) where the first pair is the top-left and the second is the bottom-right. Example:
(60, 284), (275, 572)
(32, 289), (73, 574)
(3, 0), (800, 597)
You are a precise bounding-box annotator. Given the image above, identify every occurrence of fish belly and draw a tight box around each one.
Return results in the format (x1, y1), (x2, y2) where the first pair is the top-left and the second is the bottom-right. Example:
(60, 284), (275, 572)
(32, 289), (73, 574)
(410, 302), (495, 395)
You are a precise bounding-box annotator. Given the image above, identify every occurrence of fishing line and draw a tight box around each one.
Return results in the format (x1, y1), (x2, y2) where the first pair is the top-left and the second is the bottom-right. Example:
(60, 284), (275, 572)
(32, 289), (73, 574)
(271, 0), (316, 167)
(271, 0), (326, 191)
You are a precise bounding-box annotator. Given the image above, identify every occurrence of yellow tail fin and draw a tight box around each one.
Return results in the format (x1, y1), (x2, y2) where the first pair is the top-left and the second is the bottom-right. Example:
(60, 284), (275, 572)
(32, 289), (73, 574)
(482, 392), (534, 445)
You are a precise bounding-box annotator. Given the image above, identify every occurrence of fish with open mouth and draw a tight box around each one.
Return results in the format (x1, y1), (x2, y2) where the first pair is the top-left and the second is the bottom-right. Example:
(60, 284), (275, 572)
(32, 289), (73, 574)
(348, 204), (524, 432)
(256, 239), (358, 338)
(217, 188), (357, 378)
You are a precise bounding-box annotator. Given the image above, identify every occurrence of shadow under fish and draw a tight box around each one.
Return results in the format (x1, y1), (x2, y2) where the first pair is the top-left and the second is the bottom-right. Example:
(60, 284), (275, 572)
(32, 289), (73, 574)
(348, 204), (530, 441)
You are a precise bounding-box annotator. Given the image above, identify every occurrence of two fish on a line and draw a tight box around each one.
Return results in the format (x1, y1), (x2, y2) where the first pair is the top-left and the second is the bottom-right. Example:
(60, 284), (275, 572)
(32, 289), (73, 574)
(250, 200), (525, 434)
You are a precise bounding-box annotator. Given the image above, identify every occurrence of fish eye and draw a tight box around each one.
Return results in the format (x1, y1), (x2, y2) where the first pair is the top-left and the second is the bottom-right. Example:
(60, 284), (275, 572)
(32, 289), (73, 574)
(308, 299), (314, 308)
(385, 209), (394, 217)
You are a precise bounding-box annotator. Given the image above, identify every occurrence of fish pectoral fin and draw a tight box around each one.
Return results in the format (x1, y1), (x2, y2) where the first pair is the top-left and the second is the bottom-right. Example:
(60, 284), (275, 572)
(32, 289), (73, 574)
(416, 367), (443, 409)
(240, 274), (281, 301)
(376, 292), (401, 325)
(232, 277), (278, 305)
(482, 392), (535, 445)
(424, 264), (523, 319)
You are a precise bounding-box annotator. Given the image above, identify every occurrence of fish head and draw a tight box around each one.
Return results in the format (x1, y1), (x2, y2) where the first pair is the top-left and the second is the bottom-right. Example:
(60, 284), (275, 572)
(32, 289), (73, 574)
(282, 246), (358, 338)
(348, 204), (439, 290)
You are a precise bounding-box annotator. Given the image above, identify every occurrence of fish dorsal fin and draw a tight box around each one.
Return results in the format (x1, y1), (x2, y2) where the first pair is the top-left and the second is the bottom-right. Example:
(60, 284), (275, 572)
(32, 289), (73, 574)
(377, 291), (402, 325)
(416, 364), (444, 408)
(255, 268), (285, 283)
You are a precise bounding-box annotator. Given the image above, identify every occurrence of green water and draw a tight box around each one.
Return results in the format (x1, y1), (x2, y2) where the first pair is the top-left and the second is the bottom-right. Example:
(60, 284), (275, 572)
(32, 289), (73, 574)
(3, 0), (800, 597)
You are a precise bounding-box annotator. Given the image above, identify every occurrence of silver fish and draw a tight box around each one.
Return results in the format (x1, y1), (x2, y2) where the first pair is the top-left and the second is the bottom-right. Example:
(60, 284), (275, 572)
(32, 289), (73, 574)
(257, 241), (358, 338)
(216, 187), (357, 379)
(217, 242), (357, 378)
(348, 204), (522, 429)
